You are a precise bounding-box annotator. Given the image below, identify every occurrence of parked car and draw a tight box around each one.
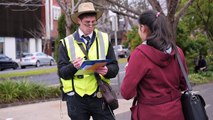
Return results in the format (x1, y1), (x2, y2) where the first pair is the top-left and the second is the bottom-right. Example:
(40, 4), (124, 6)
(20, 52), (55, 69)
(0, 54), (19, 71)
(113, 45), (130, 58)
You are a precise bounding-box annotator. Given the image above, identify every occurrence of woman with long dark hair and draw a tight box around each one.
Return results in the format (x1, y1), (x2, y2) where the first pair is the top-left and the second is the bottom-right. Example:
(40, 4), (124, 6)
(121, 10), (188, 120)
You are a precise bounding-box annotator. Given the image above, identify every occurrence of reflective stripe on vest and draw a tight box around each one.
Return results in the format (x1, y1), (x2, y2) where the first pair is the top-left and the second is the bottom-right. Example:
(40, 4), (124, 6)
(97, 31), (105, 59)
(67, 35), (76, 60)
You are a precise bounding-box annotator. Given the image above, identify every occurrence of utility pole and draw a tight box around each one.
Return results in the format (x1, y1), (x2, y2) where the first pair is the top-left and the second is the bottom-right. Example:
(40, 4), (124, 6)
(112, 15), (120, 88)
(45, 0), (51, 55)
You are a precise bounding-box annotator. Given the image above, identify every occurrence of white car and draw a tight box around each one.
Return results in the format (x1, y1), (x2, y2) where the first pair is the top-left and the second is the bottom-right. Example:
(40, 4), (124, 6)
(113, 45), (130, 58)
(20, 52), (55, 69)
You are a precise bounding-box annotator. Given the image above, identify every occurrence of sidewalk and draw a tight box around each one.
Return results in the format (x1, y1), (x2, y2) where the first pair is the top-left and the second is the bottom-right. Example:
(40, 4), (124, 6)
(0, 99), (133, 120)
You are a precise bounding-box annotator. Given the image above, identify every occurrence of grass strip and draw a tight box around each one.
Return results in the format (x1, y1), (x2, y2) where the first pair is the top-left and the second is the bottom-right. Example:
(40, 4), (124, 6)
(0, 67), (57, 79)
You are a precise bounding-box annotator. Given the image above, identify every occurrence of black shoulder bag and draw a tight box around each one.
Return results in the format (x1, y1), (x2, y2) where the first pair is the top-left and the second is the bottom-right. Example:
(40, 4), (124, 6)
(175, 46), (209, 120)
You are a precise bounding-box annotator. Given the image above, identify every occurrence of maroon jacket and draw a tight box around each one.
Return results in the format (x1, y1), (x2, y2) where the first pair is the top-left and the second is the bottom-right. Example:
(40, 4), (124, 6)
(121, 44), (187, 120)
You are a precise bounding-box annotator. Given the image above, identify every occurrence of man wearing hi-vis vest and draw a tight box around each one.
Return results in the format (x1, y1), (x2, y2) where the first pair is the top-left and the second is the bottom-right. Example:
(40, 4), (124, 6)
(57, 2), (119, 120)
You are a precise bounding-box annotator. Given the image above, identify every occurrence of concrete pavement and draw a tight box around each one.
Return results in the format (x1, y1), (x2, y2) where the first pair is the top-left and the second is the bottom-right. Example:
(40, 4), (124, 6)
(0, 99), (133, 120)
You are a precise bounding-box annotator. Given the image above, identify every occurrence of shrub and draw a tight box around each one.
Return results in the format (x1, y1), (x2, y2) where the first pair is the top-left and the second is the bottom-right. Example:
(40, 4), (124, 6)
(0, 80), (60, 104)
(126, 26), (142, 51)
(189, 71), (213, 84)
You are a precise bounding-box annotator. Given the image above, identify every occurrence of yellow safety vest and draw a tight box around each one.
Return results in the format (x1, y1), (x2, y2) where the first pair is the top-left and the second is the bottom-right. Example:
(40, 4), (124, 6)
(60, 29), (110, 97)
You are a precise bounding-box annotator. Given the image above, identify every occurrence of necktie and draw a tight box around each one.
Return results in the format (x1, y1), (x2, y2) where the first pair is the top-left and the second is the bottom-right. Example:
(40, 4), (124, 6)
(82, 36), (91, 52)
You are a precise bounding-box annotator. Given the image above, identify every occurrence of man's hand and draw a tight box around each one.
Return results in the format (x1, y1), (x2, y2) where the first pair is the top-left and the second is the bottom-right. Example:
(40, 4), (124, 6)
(95, 66), (108, 76)
(72, 57), (84, 69)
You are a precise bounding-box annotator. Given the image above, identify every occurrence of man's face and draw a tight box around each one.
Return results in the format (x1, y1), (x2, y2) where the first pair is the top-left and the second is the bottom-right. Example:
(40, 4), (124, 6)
(78, 16), (97, 35)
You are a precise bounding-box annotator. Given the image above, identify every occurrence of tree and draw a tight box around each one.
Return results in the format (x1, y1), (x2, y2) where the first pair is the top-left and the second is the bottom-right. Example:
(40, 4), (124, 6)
(180, 0), (213, 71)
(56, 0), (82, 35)
(56, 0), (195, 41)
(126, 26), (141, 51)
(86, 0), (195, 41)
(176, 0), (213, 54)
(54, 14), (66, 61)
(190, 0), (213, 41)
(0, 0), (43, 8)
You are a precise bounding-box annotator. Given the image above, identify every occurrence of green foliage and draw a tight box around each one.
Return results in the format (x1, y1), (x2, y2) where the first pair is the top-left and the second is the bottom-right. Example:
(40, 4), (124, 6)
(0, 80), (60, 104)
(54, 14), (78, 62)
(0, 67), (57, 80)
(206, 54), (213, 71)
(176, 17), (210, 73)
(58, 14), (66, 39)
(175, 0), (213, 73)
(54, 37), (61, 62)
(189, 71), (213, 84)
(191, 0), (213, 41)
(127, 26), (142, 51)
(178, 0), (213, 41)
(0, 80), (19, 103)
(54, 14), (66, 62)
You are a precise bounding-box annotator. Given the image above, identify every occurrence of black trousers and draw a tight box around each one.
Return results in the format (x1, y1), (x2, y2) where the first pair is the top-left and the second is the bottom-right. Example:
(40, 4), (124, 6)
(66, 93), (115, 120)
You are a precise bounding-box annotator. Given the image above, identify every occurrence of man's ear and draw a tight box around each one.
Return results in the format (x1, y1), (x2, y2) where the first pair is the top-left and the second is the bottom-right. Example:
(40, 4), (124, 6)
(77, 18), (81, 24)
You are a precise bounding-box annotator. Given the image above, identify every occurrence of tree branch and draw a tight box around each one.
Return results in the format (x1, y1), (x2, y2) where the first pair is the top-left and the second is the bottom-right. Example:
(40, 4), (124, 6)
(175, 0), (195, 22)
(147, 0), (163, 13)
(73, 0), (82, 12)
(93, 2), (138, 19)
(89, 0), (139, 16)
(56, 0), (67, 13)
(0, 2), (43, 7)
(167, 0), (178, 20)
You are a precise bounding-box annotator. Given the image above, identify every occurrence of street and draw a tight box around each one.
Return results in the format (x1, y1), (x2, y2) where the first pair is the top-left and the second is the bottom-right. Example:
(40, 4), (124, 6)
(0, 63), (126, 87)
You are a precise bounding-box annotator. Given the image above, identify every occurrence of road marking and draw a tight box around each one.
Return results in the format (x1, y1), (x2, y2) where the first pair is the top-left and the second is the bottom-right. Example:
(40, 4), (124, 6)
(6, 118), (13, 120)
(192, 91), (199, 94)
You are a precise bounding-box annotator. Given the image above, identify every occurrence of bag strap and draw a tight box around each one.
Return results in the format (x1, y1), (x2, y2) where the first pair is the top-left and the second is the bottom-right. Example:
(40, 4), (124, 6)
(94, 72), (103, 85)
(173, 45), (192, 91)
(77, 37), (99, 60)
(77, 42), (88, 59)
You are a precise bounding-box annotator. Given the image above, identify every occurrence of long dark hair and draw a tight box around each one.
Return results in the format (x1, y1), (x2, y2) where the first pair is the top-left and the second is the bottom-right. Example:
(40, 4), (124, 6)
(138, 10), (173, 51)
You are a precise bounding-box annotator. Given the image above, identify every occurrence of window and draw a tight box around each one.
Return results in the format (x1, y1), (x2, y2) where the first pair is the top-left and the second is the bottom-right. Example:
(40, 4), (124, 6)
(52, 6), (61, 20)
(0, 54), (10, 61)
(16, 38), (29, 59)
(0, 37), (4, 54)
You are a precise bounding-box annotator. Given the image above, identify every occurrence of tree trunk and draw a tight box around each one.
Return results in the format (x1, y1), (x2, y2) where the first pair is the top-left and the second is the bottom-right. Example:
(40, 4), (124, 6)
(65, 14), (72, 35)
(204, 26), (213, 41)
(168, 18), (179, 42)
(148, 0), (194, 42)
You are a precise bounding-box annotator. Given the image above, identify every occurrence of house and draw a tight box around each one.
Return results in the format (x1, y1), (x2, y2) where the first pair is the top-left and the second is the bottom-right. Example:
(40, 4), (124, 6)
(0, 0), (61, 63)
